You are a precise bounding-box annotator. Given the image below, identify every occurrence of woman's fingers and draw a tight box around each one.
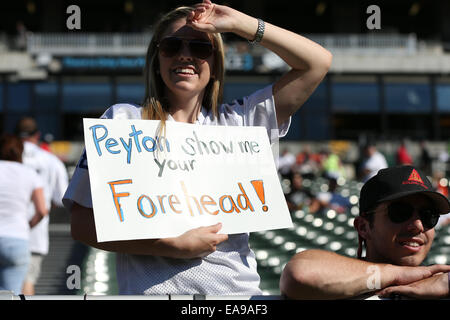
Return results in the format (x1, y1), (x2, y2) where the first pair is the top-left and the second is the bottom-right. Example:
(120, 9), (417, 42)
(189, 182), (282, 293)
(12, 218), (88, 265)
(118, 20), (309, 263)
(204, 222), (222, 233)
(208, 223), (229, 244)
(199, 223), (228, 244)
(177, 223), (229, 258)
(189, 2), (215, 23)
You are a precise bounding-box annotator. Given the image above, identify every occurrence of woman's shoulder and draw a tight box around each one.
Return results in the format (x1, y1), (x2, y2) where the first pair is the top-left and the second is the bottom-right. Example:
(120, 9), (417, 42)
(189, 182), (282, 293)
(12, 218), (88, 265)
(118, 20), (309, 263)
(0, 160), (24, 169)
(219, 85), (273, 110)
(0, 160), (38, 178)
(101, 103), (143, 120)
(218, 97), (245, 114)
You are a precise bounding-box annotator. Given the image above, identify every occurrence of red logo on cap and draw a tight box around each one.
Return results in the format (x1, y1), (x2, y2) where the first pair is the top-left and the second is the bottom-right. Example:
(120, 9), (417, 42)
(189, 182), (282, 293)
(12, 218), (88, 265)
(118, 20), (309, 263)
(402, 169), (428, 188)
(408, 169), (424, 184)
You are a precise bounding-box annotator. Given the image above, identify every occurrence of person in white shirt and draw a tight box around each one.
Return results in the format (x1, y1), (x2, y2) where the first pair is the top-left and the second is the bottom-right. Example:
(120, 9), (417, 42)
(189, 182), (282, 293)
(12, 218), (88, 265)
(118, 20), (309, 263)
(278, 148), (296, 178)
(64, 0), (332, 295)
(0, 134), (48, 294)
(360, 143), (388, 182)
(436, 212), (450, 228)
(15, 117), (69, 295)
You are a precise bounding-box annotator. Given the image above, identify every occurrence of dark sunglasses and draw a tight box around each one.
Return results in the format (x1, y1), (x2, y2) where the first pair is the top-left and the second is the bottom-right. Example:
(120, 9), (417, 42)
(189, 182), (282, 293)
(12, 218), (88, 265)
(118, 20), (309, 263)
(158, 36), (214, 60)
(367, 201), (440, 229)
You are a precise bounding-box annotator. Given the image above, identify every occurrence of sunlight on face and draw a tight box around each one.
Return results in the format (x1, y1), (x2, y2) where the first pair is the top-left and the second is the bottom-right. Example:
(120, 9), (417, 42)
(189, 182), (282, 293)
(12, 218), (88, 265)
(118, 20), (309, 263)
(158, 18), (214, 107)
(367, 194), (435, 266)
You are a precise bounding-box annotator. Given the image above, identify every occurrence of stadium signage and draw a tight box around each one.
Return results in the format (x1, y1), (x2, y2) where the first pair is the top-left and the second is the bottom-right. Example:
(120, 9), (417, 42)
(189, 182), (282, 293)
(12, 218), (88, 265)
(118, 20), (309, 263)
(62, 56), (146, 70)
(83, 118), (292, 241)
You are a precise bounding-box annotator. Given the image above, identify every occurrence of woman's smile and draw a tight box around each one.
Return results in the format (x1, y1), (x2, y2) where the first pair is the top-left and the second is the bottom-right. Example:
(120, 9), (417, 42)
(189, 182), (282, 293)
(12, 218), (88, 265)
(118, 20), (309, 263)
(171, 64), (198, 77)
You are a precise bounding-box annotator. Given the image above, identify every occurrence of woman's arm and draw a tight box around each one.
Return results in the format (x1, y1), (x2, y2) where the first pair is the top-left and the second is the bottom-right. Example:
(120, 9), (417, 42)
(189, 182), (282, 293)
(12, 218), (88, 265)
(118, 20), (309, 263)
(29, 187), (48, 228)
(70, 202), (228, 258)
(188, 0), (333, 126)
(279, 249), (450, 299)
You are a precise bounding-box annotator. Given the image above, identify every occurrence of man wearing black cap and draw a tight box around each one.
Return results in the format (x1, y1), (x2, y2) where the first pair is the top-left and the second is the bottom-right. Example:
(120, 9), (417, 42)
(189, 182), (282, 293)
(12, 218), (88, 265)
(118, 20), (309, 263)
(280, 165), (450, 299)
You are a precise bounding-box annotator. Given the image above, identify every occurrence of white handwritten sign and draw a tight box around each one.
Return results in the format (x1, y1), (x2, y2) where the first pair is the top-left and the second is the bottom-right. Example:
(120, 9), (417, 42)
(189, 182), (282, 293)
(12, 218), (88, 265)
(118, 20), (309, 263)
(83, 118), (292, 242)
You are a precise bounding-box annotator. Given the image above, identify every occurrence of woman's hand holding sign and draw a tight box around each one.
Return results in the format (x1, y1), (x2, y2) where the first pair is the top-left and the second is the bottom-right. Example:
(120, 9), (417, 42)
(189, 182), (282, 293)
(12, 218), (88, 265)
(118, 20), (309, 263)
(71, 202), (228, 258)
(170, 223), (229, 259)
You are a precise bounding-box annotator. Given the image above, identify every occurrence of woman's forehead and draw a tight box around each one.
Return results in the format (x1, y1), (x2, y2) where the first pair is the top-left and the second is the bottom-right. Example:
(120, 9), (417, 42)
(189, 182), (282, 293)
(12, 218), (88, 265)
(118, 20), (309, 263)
(162, 18), (210, 40)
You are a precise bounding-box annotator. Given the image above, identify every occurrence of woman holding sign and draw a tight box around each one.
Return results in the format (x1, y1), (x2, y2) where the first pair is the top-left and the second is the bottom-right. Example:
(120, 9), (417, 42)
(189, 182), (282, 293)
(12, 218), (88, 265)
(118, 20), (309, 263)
(64, 0), (332, 295)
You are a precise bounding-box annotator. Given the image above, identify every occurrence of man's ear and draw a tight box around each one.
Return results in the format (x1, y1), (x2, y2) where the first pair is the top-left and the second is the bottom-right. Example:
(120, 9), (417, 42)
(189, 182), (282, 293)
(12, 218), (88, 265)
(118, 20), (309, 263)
(354, 216), (371, 241)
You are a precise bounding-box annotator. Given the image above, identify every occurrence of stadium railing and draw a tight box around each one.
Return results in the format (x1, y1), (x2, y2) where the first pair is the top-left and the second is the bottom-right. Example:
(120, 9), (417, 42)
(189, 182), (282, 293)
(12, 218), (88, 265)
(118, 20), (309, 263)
(26, 33), (417, 56)
(0, 291), (283, 300)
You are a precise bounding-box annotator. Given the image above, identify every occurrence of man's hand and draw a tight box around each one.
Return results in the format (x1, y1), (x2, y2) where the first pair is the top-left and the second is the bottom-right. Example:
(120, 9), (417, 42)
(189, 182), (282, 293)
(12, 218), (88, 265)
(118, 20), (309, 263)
(391, 264), (450, 286)
(378, 272), (450, 299)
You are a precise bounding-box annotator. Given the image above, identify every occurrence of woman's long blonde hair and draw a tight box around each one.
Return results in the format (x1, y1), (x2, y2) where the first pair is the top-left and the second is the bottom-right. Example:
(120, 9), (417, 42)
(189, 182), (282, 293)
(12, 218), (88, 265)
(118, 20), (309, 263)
(142, 6), (225, 131)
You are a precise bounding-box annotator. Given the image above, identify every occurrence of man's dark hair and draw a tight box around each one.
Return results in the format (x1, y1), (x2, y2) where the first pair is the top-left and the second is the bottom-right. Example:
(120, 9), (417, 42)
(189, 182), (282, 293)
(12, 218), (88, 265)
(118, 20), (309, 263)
(14, 117), (39, 138)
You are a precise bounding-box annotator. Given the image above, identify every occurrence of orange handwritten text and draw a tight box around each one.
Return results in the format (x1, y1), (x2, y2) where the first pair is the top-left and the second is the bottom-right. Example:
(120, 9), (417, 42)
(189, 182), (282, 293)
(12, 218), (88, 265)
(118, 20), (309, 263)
(108, 179), (133, 222)
(106, 180), (268, 222)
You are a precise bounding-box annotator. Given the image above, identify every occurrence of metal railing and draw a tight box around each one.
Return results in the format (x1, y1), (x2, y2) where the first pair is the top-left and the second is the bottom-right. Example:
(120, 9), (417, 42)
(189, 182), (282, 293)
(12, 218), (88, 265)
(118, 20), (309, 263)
(25, 32), (418, 56)
(0, 291), (283, 300)
(27, 32), (153, 56)
(308, 33), (417, 55)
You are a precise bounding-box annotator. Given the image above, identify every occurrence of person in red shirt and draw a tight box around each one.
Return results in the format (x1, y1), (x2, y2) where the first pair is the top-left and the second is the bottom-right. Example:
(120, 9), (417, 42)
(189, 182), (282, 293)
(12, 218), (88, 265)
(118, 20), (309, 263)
(396, 139), (412, 165)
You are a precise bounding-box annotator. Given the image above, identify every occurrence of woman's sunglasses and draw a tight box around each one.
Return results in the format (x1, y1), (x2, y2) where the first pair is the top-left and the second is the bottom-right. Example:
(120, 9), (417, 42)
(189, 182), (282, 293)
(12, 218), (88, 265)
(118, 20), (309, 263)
(158, 36), (214, 60)
(367, 201), (440, 229)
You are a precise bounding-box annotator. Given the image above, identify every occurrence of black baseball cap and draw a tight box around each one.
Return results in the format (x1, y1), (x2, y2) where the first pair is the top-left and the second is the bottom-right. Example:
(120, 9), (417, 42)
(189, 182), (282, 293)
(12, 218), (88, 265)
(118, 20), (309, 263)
(359, 165), (450, 215)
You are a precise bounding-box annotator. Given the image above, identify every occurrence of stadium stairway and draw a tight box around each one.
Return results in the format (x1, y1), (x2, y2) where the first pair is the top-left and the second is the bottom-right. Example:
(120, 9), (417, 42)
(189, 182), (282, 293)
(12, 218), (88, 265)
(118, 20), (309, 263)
(33, 207), (89, 295)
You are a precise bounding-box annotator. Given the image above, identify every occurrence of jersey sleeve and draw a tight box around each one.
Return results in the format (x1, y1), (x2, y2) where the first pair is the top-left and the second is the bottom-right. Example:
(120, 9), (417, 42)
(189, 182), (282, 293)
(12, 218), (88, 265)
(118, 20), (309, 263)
(244, 85), (291, 142)
(29, 167), (45, 190)
(220, 85), (291, 145)
(62, 149), (92, 209)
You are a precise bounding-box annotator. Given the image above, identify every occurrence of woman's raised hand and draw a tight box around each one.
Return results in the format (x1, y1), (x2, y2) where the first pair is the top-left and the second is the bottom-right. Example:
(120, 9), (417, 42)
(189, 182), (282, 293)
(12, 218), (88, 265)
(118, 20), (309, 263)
(187, 0), (237, 34)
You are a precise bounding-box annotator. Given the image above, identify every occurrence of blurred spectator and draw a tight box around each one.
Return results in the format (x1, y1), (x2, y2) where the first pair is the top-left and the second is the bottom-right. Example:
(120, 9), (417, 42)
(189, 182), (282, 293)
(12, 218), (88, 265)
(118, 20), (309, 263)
(427, 171), (449, 229)
(359, 143), (388, 182)
(15, 117), (69, 295)
(14, 21), (29, 51)
(39, 133), (54, 153)
(418, 140), (432, 176)
(285, 171), (316, 212)
(293, 145), (320, 179)
(0, 134), (47, 294)
(278, 148), (296, 179)
(438, 148), (449, 163)
(315, 178), (351, 214)
(433, 172), (449, 198)
(437, 212), (450, 228)
(320, 148), (345, 180)
(396, 139), (412, 165)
